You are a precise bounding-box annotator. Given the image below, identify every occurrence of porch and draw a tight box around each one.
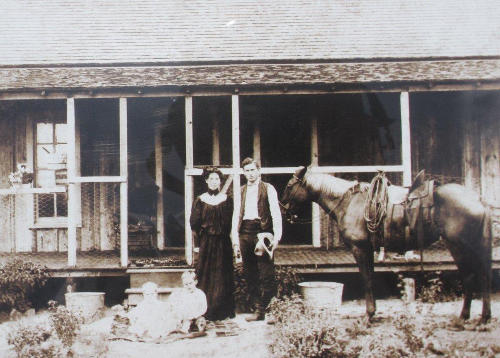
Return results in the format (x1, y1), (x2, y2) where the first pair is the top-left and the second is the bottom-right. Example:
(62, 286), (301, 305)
(1, 90), (498, 270)
(2, 245), (500, 277)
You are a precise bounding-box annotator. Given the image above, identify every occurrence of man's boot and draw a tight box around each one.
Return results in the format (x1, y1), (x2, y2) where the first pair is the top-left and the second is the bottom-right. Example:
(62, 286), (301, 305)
(245, 310), (265, 322)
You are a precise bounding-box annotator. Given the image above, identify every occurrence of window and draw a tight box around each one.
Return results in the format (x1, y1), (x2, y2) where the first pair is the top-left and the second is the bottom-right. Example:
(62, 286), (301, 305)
(35, 122), (68, 219)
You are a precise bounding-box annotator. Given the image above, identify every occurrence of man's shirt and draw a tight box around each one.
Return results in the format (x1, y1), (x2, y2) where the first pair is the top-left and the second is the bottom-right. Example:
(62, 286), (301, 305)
(236, 179), (282, 242)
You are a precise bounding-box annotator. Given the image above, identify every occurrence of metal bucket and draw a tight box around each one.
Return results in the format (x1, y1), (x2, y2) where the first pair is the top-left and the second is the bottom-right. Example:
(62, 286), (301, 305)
(65, 292), (105, 323)
(299, 281), (344, 310)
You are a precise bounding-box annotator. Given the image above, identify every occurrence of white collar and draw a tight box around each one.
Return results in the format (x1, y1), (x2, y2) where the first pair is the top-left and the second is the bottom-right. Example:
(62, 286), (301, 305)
(200, 192), (227, 206)
(247, 179), (261, 187)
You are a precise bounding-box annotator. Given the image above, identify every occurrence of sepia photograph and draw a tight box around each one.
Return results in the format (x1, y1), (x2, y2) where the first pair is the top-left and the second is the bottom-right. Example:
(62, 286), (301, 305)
(0, 1), (499, 357)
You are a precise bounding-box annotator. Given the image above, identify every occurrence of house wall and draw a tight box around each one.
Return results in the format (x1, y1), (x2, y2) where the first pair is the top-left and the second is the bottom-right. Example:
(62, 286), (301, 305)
(1, 89), (498, 253)
(411, 90), (500, 206)
(0, 113), (14, 251)
(0, 101), (122, 253)
(0, 105), (31, 252)
(477, 93), (500, 209)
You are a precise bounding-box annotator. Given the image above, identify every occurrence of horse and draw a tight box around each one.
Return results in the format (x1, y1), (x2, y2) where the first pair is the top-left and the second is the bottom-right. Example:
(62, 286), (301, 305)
(281, 166), (492, 323)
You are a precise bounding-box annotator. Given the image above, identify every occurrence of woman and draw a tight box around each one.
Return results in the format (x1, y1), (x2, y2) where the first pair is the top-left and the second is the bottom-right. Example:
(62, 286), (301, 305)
(190, 167), (235, 321)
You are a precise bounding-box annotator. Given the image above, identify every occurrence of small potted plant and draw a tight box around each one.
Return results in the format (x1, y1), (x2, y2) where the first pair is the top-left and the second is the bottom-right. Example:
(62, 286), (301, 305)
(8, 163), (33, 189)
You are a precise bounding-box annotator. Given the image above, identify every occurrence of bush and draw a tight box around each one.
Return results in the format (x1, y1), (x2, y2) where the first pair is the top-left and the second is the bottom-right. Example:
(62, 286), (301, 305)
(275, 265), (302, 299)
(417, 271), (462, 303)
(8, 302), (107, 358)
(268, 294), (434, 358)
(48, 301), (82, 348)
(268, 295), (359, 358)
(0, 258), (50, 312)
(8, 321), (66, 358)
(233, 264), (301, 313)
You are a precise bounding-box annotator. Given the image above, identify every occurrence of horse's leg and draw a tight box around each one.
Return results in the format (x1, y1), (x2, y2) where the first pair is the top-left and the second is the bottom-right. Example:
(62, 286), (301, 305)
(445, 240), (474, 320)
(455, 249), (491, 323)
(460, 272), (474, 321)
(479, 254), (492, 324)
(479, 212), (492, 323)
(352, 243), (376, 321)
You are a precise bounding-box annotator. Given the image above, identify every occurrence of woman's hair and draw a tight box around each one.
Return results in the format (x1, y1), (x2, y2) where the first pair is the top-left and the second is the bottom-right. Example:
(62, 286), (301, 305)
(202, 166), (223, 181)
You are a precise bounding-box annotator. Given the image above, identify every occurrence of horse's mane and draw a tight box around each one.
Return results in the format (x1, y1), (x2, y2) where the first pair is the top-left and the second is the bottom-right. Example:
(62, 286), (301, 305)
(303, 172), (359, 198)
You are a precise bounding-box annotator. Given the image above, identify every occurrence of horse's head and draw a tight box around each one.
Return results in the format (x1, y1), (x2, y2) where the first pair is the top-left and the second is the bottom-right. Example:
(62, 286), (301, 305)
(280, 166), (310, 223)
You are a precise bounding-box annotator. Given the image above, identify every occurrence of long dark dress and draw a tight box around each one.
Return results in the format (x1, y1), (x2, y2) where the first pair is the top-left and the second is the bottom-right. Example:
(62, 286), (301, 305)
(190, 193), (235, 321)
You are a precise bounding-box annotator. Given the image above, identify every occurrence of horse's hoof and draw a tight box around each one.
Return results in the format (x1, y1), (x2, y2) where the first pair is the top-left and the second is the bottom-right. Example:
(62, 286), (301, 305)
(364, 314), (375, 326)
(479, 316), (491, 325)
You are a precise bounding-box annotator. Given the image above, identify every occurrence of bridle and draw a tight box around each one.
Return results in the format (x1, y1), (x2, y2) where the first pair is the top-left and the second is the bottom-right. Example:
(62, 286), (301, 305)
(280, 173), (362, 225)
(280, 175), (312, 224)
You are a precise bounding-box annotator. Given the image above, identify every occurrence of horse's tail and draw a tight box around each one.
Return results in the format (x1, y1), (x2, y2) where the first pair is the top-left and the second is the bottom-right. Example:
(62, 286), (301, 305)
(481, 207), (493, 265)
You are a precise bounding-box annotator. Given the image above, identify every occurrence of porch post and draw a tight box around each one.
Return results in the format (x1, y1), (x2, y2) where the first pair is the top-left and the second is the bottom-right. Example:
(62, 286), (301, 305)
(154, 125), (165, 250)
(67, 98), (77, 267)
(119, 98), (128, 267)
(252, 122), (261, 165)
(311, 117), (321, 247)
(400, 92), (412, 187)
(185, 96), (194, 265)
(463, 94), (481, 193)
(211, 115), (220, 166)
(231, 95), (241, 244)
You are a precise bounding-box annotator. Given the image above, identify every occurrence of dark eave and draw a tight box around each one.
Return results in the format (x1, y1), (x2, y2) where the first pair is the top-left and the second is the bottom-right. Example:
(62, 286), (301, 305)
(0, 59), (499, 95)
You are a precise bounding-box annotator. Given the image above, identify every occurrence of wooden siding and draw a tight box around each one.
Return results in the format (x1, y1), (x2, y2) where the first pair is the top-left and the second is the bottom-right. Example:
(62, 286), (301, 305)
(0, 116), (14, 251)
(478, 94), (500, 207)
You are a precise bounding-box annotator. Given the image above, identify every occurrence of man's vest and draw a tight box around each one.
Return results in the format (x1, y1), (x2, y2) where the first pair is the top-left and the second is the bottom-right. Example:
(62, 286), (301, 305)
(238, 181), (273, 233)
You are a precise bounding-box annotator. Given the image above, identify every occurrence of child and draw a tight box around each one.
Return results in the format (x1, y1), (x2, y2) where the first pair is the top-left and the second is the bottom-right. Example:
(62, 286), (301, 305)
(168, 270), (207, 336)
(127, 281), (178, 340)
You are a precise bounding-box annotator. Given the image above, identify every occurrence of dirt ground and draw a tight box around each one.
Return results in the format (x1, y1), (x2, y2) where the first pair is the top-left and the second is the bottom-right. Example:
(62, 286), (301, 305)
(1, 295), (500, 358)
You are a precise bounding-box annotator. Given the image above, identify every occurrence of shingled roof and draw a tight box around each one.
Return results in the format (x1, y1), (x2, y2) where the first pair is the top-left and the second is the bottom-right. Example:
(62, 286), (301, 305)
(1, 0), (499, 66)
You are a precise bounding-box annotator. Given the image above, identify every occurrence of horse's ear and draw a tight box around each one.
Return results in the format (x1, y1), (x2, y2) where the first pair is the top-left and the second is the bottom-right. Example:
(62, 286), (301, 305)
(295, 166), (307, 179)
(410, 169), (426, 191)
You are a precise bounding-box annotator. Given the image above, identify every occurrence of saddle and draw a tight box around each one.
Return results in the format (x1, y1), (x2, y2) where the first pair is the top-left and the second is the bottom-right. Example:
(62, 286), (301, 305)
(377, 170), (435, 252)
(406, 170), (435, 230)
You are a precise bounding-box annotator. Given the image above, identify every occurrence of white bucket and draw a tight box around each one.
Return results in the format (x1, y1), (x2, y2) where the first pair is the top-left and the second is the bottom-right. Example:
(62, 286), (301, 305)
(65, 292), (105, 323)
(299, 281), (344, 310)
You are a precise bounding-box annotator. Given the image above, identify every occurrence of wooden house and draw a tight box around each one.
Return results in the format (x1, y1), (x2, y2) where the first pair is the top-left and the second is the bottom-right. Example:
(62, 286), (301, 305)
(0, 0), (498, 276)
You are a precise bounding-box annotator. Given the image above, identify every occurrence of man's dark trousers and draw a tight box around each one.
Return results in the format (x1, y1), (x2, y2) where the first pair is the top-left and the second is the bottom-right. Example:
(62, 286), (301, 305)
(239, 219), (276, 316)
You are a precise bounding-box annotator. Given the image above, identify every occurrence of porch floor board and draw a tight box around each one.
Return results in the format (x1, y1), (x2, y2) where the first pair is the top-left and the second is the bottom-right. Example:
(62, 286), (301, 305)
(1, 245), (499, 276)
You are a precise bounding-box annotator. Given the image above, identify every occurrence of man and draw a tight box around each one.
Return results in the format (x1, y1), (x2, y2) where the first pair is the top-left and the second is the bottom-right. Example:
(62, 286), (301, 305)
(232, 157), (282, 322)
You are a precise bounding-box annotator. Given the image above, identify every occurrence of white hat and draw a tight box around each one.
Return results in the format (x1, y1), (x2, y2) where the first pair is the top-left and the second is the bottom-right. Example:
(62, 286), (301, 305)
(254, 232), (275, 258)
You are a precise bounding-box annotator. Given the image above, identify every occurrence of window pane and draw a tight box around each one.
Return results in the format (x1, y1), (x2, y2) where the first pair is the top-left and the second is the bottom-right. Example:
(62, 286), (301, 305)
(78, 99), (121, 176)
(37, 169), (56, 187)
(55, 123), (68, 143)
(56, 193), (68, 217)
(318, 93), (401, 166)
(38, 194), (55, 217)
(37, 123), (53, 144)
(53, 144), (67, 169)
(37, 145), (53, 168)
(239, 96), (310, 167)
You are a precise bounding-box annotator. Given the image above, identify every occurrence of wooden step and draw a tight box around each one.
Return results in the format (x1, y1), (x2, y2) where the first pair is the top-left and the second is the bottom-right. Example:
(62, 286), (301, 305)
(125, 267), (194, 305)
(125, 287), (174, 305)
